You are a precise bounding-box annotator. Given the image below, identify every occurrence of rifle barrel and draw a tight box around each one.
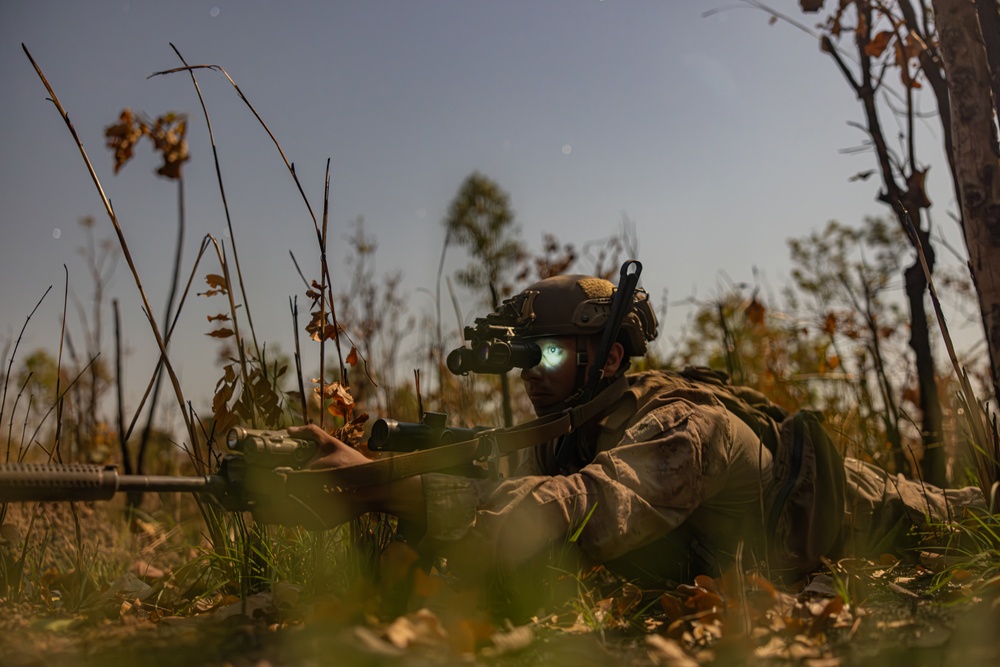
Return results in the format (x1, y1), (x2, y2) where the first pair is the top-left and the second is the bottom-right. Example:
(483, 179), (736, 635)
(0, 463), (226, 503)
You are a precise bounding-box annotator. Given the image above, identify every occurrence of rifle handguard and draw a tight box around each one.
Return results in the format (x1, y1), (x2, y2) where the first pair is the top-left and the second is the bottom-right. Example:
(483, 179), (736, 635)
(0, 463), (225, 503)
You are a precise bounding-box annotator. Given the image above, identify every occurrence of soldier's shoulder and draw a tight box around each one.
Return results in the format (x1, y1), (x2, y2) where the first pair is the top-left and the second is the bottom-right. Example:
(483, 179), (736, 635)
(625, 369), (728, 412)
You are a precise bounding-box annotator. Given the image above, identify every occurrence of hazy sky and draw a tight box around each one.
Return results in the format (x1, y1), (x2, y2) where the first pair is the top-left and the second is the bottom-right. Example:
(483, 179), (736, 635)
(0, 1), (965, 417)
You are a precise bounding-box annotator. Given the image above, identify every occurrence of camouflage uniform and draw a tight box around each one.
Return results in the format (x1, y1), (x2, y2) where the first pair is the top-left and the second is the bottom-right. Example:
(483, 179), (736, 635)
(427, 273), (989, 585)
(421, 371), (773, 585)
(420, 371), (989, 583)
(840, 457), (989, 557)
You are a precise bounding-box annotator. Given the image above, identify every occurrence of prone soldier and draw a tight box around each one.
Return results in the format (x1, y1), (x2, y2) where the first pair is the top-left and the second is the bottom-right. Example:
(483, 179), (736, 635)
(289, 270), (991, 602)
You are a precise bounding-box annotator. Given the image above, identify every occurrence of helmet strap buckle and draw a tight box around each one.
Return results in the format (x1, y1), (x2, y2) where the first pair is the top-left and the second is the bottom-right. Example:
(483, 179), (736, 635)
(575, 335), (590, 367)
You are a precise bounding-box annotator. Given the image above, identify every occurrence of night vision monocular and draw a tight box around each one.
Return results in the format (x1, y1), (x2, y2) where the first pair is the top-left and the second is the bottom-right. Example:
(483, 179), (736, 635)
(446, 324), (542, 375)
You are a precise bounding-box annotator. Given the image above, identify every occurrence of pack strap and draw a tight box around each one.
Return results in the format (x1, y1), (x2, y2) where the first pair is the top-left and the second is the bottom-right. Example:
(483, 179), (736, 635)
(285, 376), (630, 494)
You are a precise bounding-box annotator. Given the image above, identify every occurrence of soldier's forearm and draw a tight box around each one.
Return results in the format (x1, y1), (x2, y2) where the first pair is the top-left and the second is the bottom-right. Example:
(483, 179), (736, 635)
(351, 475), (427, 525)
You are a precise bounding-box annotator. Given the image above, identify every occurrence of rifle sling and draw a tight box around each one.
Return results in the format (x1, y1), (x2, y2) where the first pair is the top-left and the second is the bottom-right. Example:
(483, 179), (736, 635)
(286, 376), (629, 494)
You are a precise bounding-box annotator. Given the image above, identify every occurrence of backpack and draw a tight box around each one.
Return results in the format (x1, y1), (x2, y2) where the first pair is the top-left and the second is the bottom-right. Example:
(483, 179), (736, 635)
(678, 367), (847, 580)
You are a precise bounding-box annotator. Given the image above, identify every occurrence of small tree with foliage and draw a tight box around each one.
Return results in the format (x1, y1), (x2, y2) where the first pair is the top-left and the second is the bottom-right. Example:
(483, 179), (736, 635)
(442, 173), (525, 427)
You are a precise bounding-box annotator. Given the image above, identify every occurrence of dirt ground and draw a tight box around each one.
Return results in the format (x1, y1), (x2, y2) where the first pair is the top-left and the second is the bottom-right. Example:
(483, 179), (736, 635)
(3, 503), (1000, 667)
(2, 565), (999, 667)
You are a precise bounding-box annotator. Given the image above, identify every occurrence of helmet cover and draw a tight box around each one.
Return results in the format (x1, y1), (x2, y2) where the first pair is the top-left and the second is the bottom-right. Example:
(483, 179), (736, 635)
(482, 274), (658, 356)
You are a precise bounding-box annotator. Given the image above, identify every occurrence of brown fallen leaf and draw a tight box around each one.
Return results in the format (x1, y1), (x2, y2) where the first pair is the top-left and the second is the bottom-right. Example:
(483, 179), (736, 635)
(130, 559), (166, 581)
(384, 608), (449, 649)
(484, 623), (534, 657)
(647, 634), (698, 667)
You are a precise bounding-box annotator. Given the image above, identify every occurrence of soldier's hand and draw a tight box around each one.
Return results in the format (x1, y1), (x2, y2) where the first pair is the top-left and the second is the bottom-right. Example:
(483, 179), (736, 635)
(287, 423), (371, 470)
(246, 424), (370, 529)
(259, 424), (428, 530)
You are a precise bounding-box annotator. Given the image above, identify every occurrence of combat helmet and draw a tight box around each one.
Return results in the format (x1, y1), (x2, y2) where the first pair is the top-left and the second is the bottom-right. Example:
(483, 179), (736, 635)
(447, 272), (659, 377)
(498, 274), (658, 356)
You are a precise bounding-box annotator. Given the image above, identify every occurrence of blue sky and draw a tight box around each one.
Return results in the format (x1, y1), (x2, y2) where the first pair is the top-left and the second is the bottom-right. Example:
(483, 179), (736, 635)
(0, 1), (965, 417)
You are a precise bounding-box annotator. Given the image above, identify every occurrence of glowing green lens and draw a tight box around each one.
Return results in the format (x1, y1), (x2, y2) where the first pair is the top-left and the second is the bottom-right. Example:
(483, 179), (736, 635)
(539, 341), (569, 370)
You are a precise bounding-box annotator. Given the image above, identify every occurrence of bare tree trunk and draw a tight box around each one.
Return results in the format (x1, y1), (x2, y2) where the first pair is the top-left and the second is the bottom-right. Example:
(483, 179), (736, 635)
(821, 1), (947, 483)
(905, 233), (946, 480)
(932, 0), (1000, 401)
(975, 0), (1000, 120)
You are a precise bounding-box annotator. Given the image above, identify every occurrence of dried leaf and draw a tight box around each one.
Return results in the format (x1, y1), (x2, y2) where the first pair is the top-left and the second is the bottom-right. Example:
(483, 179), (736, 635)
(901, 382), (920, 406)
(315, 381), (354, 418)
(747, 574), (779, 598)
(613, 583), (643, 617)
(305, 311), (342, 342)
(487, 624), (534, 657)
(235, 396), (254, 420)
(693, 574), (720, 594)
(129, 559), (165, 581)
(384, 609), (449, 649)
(146, 113), (190, 180)
(821, 312), (837, 335)
(251, 374), (280, 418)
(213, 381), (233, 413)
(660, 593), (684, 621)
(879, 553), (900, 566)
(206, 328), (235, 339)
(205, 274), (227, 290)
(207, 313), (230, 322)
(103, 108), (190, 179)
(104, 109), (143, 173)
(864, 30), (893, 58)
(817, 595), (844, 619)
(647, 634), (699, 667)
(679, 581), (724, 612)
(745, 297), (766, 326)
(336, 413), (369, 447)
(904, 167), (932, 208)
(306, 279), (324, 301)
(799, 0), (825, 13)
(897, 32), (924, 63)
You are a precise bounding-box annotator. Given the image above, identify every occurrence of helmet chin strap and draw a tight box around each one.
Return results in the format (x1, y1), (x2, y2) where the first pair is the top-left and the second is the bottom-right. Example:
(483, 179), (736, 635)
(574, 334), (592, 393)
(550, 335), (609, 471)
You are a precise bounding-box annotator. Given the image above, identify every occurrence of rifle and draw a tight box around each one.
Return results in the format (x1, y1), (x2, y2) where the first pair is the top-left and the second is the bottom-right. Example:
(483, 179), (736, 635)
(0, 427), (317, 513)
(368, 412), (489, 453)
(0, 379), (629, 524)
(0, 412), (528, 521)
(1, 260), (646, 518)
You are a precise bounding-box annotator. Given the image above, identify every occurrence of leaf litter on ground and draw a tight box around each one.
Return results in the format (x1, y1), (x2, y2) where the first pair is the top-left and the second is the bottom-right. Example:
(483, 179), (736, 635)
(4, 504), (1000, 666)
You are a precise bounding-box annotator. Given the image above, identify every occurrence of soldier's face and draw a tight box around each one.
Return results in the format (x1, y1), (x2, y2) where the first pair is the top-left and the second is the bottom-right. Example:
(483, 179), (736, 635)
(520, 336), (584, 414)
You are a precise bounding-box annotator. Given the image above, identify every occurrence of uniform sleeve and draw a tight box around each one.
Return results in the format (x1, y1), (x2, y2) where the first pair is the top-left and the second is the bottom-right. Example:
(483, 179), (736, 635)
(420, 400), (734, 571)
